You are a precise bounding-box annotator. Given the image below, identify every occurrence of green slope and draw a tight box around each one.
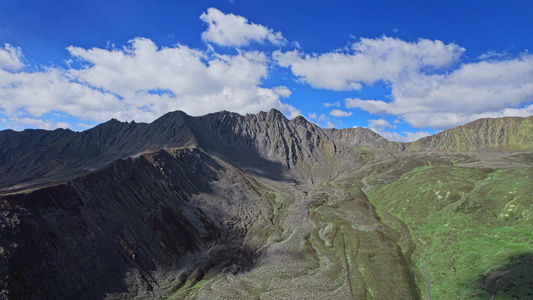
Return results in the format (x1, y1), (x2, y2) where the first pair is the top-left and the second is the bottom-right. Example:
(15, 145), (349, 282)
(408, 116), (533, 152)
(367, 165), (533, 299)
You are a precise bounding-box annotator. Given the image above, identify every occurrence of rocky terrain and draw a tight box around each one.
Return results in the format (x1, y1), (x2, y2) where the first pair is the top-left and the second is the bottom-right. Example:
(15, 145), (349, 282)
(0, 109), (532, 299)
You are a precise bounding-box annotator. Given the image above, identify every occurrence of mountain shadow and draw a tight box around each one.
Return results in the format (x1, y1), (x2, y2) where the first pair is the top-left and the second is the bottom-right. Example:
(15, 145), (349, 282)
(476, 252), (533, 299)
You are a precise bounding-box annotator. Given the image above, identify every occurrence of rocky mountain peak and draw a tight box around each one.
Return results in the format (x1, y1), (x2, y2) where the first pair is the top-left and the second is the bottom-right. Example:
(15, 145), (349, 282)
(289, 115), (310, 126)
(1, 110), (532, 192)
(254, 108), (287, 124)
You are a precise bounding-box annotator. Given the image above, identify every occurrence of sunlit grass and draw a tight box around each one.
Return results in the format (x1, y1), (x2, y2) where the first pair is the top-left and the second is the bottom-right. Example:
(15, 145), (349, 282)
(367, 165), (533, 298)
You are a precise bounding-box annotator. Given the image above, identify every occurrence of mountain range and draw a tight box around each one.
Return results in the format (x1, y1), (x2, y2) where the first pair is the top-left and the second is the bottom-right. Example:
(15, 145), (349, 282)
(1, 109), (532, 299)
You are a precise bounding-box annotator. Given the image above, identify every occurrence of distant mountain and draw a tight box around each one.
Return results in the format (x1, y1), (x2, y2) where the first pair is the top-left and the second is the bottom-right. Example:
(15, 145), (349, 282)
(3, 109), (531, 192)
(0, 109), (394, 191)
(408, 116), (533, 152)
(1, 109), (532, 299)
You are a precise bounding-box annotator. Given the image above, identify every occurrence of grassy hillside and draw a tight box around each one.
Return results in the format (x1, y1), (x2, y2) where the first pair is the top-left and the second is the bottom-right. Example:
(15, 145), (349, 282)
(409, 116), (533, 152)
(367, 164), (533, 299)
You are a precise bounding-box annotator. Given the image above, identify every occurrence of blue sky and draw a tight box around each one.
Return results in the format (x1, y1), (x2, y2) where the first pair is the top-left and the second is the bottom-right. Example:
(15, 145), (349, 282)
(1, 1), (532, 141)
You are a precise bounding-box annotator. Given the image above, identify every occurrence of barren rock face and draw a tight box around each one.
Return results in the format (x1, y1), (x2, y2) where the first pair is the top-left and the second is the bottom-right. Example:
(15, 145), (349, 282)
(1, 109), (532, 299)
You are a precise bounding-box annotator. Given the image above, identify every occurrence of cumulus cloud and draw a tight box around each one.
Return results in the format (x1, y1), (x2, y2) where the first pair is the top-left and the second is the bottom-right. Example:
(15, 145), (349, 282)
(347, 55), (533, 128)
(276, 35), (533, 130)
(0, 37), (298, 128)
(274, 36), (464, 90)
(272, 86), (292, 98)
(2, 117), (70, 130)
(308, 113), (326, 122)
(477, 50), (508, 60)
(0, 44), (24, 71)
(346, 98), (389, 115)
(367, 119), (396, 130)
(376, 130), (431, 143)
(200, 8), (285, 47)
(329, 109), (352, 117)
(0, 66), (120, 120)
(308, 112), (335, 128)
(323, 101), (340, 107)
(366, 118), (429, 142)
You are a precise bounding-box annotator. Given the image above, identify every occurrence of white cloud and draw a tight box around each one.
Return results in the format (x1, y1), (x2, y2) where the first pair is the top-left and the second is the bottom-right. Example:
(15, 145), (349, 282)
(329, 109), (353, 117)
(2, 116), (70, 130)
(477, 50), (507, 60)
(77, 122), (95, 129)
(317, 113), (328, 122)
(367, 118), (396, 130)
(0, 66), (120, 120)
(323, 101), (340, 107)
(0, 37), (298, 127)
(272, 86), (292, 98)
(277, 35), (533, 130)
(365, 118), (428, 142)
(374, 130), (431, 143)
(307, 112), (335, 128)
(274, 36), (464, 91)
(346, 98), (389, 115)
(348, 55), (533, 129)
(0, 44), (24, 71)
(200, 8), (285, 47)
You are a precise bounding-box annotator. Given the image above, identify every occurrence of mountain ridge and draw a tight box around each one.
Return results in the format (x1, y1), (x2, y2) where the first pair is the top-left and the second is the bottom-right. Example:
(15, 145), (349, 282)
(1, 109), (532, 192)
(0, 109), (532, 299)
(407, 115), (533, 152)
